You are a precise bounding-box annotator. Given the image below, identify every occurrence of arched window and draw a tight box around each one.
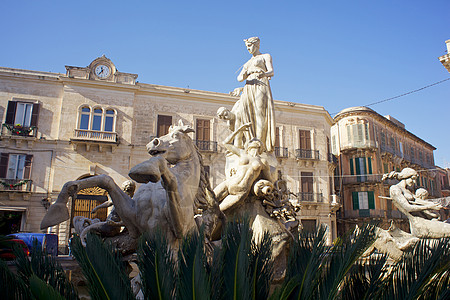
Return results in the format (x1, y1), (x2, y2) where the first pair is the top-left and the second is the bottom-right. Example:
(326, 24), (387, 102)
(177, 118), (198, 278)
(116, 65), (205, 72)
(79, 107), (90, 130)
(92, 108), (103, 131)
(77, 106), (116, 132)
(104, 109), (115, 132)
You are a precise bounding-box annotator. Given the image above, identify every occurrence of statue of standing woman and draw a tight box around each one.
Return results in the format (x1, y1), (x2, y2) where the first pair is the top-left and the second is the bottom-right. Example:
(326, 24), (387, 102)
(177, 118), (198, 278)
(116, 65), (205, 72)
(218, 37), (276, 152)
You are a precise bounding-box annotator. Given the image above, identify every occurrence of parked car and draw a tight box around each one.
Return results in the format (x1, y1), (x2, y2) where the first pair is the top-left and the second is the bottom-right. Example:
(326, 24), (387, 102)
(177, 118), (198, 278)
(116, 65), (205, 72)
(8, 233), (58, 256)
(0, 238), (30, 260)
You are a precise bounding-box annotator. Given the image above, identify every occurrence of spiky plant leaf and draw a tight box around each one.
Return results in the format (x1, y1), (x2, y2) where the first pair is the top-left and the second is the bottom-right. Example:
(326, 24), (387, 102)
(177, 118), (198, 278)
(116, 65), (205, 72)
(380, 237), (450, 300)
(29, 274), (66, 300)
(319, 223), (377, 300)
(0, 257), (31, 300)
(138, 230), (177, 300)
(71, 233), (134, 300)
(218, 217), (252, 300)
(249, 231), (273, 300)
(13, 238), (78, 300)
(177, 230), (211, 300)
(273, 225), (328, 300)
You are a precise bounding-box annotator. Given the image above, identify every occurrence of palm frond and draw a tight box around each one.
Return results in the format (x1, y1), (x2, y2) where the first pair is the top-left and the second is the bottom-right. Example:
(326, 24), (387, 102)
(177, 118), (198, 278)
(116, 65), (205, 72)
(380, 237), (450, 300)
(249, 231), (273, 300)
(138, 230), (177, 299)
(29, 274), (66, 300)
(0, 258), (31, 300)
(71, 233), (134, 300)
(177, 229), (211, 300)
(272, 225), (328, 300)
(319, 223), (377, 300)
(216, 217), (253, 300)
(13, 238), (78, 300)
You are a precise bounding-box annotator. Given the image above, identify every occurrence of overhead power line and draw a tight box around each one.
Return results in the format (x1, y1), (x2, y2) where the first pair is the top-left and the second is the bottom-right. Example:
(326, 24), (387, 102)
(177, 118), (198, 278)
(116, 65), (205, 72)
(331, 77), (450, 116)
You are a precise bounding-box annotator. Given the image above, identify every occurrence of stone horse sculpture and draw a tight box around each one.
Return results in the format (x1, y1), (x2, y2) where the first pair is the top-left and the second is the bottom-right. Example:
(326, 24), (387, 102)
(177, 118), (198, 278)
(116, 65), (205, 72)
(41, 120), (224, 250)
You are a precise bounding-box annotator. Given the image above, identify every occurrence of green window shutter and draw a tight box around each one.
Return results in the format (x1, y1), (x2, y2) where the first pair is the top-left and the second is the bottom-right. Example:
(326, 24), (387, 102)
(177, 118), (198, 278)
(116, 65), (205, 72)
(347, 126), (352, 143)
(363, 157), (367, 175)
(355, 158), (361, 175)
(352, 192), (359, 210)
(368, 191), (375, 209)
(355, 158), (361, 182)
(350, 158), (354, 175)
(368, 157), (372, 174)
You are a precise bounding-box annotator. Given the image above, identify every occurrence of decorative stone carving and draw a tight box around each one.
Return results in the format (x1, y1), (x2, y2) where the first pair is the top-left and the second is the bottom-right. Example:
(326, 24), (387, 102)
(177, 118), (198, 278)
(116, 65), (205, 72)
(368, 167), (450, 259)
(41, 121), (224, 252)
(218, 37), (275, 152)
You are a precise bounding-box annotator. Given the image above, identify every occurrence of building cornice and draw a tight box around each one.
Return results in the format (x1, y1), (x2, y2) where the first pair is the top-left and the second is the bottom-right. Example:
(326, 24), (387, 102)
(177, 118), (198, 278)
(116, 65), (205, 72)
(334, 107), (436, 150)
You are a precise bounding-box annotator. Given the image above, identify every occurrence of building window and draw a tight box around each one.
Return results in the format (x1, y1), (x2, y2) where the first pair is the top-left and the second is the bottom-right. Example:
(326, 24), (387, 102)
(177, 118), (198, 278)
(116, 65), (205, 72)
(301, 219), (317, 233)
(196, 119), (211, 151)
(347, 124), (369, 147)
(349, 157), (372, 182)
(0, 153), (32, 191)
(299, 130), (311, 150)
(78, 106), (116, 132)
(4, 101), (40, 136)
(157, 115), (172, 137)
(0, 153), (32, 180)
(300, 172), (314, 201)
(352, 191), (375, 210)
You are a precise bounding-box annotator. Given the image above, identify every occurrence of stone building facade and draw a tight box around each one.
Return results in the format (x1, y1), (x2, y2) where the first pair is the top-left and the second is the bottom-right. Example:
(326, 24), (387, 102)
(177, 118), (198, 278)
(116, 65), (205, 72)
(331, 106), (438, 235)
(0, 56), (337, 251)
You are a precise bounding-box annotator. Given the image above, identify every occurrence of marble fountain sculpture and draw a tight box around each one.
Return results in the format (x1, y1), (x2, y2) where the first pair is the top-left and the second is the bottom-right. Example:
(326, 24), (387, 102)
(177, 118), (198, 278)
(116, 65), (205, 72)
(364, 167), (450, 260)
(40, 37), (297, 273)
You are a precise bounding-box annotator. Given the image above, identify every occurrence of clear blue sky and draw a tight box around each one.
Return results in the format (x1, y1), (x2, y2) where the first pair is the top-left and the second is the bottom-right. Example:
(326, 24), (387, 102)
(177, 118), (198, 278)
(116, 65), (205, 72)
(1, 1), (449, 166)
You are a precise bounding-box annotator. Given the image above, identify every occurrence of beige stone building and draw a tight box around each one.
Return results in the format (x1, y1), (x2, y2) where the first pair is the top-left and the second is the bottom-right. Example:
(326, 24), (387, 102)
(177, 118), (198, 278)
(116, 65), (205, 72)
(0, 56), (337, 251)
(331, 106), (438, 235)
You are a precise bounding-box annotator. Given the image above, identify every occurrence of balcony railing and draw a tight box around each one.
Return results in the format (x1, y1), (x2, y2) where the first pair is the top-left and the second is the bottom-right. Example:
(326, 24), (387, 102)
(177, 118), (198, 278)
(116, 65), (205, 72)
(295, 149), (319, 160)
(328, 153), (337, 163)
(342, 209), (407, 219)
(195, 140), (218, 152)
(342, 174), (382, 185)
(72, 129), (118, 143)
(0, 178), (32, 192)
(296, 192), (323, 202)
(2, 124), (37, 137)
(274, 147), (288, 158)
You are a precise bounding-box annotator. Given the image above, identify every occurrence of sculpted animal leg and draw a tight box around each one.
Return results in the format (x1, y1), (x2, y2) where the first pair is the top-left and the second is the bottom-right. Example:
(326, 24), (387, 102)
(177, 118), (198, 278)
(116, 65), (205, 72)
(41, 175), (139, 237)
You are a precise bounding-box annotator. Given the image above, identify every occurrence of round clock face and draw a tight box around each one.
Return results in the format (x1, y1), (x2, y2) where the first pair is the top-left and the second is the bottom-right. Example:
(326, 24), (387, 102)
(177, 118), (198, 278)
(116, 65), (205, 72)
(94, 64), (111, 79)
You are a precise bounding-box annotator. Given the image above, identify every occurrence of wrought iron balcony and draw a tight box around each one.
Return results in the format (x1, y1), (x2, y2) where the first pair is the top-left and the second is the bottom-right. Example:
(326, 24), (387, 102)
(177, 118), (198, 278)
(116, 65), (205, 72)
(1, 123), (37, 137)
(342, 174), (382, 185)
(295, 149), (319, 160)
(327, 153), (337, 163)
(296, 192), (323, 202)
(274, 147), (288, 158)
(195, 140), (218, 152)
(72, 129), (118, 143)
(342, 209), (407, 219)
(0, 178), (32, 192)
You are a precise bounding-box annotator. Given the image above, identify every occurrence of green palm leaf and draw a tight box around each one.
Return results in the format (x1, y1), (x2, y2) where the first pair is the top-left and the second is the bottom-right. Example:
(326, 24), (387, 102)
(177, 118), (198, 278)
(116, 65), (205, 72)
(249, 231), (273, 300)
(0, 258), (31, 300)
(138, 230), (177, 300)
(29, 274), (66, 300)
(13, 238), (78, 300)
(177, 230), (211, 300)
(71, 233), (134, 300)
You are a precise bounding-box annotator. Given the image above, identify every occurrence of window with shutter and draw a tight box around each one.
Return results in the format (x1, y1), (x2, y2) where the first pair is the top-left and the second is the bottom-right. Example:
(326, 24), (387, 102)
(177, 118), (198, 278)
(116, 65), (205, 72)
(299, 130), (311, 150)
(352, 191), (359, 210)
(157, 115), (172, 137)
(4, 101), (40, 136)
(196, 119), (211, 151)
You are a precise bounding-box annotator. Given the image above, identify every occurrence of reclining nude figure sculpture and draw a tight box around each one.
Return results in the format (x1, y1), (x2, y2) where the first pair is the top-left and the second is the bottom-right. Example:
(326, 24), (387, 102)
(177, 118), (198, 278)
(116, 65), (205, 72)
(41, 120), (224, 250)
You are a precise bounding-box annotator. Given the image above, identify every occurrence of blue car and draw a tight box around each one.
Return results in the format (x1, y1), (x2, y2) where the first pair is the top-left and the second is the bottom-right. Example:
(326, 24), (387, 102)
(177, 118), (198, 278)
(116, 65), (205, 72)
(8, 233), (58, 256)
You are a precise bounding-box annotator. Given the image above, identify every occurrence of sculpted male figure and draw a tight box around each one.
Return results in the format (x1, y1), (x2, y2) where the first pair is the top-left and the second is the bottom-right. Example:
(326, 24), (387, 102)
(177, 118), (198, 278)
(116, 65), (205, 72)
(213, 123), (273, 214)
